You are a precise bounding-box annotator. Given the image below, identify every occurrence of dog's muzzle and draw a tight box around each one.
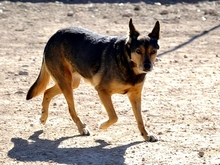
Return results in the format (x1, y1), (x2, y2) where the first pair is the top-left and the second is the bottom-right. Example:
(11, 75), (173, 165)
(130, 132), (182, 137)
(143, 63), (153, 72)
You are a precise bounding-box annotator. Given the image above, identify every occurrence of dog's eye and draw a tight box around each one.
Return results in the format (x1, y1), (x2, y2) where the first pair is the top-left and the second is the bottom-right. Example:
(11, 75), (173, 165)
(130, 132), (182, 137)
(150, 50), (157, 55)
(135, 49), (142, 55)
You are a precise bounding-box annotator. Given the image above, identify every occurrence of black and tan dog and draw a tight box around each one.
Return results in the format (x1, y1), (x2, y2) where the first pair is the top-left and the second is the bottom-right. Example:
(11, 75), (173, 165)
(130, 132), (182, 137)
(26, 19), (160, 142)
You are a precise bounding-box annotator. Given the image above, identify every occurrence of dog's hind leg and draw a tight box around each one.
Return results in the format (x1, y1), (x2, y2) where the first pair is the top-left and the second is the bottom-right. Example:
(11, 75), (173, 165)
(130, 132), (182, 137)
(41, 84), (62, 124)
(97, 90), (118, 129)
(127, 87), (158, 142)
(40, 74), (80, 124)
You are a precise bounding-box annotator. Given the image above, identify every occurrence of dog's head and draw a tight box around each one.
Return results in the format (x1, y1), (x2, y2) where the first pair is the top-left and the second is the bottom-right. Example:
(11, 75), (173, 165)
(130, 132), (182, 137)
(126, 18), (160, 73)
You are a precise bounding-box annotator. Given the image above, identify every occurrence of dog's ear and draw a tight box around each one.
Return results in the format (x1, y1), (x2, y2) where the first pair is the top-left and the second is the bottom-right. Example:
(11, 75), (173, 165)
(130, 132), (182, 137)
(129, 18), (140, 41)
(148, 21), (160, 40)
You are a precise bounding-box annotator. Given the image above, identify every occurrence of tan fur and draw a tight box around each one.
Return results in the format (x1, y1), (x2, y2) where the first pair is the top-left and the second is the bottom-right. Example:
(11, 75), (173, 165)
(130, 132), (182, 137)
(26, 60), (50, 100)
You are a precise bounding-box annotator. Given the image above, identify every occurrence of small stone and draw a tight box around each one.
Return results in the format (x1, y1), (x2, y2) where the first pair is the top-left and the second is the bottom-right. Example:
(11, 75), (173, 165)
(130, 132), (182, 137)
(122, 10), (133, 17)
(198, 151), (204, 157)
(15, 91), (24, 94)
(204, 9), (218, 16)
(160, 10), (169, 15)
(22, 64), (29, 67)
(134, 5), (141, 11)
(202, 16), (206, 21)
(155, 57), (161, 62)
(154, 2), (161, 5)
(122, 13), (133, 17)
(30, 56), (36, 61)
(67, 11), (74, 17)
(184, 55), (188, 58)
(15, 27), (24, 31)
(19, 70), (28, 75)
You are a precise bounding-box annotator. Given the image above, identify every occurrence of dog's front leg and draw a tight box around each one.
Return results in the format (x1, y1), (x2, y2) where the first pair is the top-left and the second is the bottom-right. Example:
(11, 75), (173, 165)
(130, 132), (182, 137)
(127, 88), (158, 142)
(97, 89), (118, 129)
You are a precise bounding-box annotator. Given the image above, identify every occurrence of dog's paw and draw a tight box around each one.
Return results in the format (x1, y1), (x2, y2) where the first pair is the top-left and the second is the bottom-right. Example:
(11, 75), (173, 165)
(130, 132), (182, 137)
(98, 120), (110, 130)
(40, 117), (47, 125)
(98, 118), (118, 130)
(145, 134), (158, 142)
(79, 124), (90, 136)
(98, 122), (107, 130)
(40, 110), (48, 124)
(81, 128), (91, 136)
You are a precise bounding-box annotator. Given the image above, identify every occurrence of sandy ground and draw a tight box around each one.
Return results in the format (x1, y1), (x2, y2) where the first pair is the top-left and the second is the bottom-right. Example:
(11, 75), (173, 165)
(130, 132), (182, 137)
(0, 0), (220, 164)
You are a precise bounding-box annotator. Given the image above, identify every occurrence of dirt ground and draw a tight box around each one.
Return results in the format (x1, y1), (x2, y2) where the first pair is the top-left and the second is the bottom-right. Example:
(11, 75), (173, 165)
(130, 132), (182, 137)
(0, 0), (220, 164)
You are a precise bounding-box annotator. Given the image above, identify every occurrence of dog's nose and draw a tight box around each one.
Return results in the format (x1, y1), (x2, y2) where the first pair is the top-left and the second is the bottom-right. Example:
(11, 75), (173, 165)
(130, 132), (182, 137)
(144, 63), (152, 71)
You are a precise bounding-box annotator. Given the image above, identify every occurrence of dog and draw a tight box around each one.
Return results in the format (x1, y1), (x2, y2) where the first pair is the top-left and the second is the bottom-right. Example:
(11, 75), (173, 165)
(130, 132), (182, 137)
(26, 18), (160, 142)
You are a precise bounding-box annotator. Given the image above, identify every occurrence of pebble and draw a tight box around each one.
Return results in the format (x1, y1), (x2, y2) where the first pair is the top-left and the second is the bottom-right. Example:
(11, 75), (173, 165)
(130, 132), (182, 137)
(30, 56), (36, 61)
(15, 27), (24, 31)
(134, 5), (141, 11)
(22, 64), (29, 67)
(122, 13), (133, 17)
(122, 10), (133, 17)
(204, 9), (218, 16)
(154, 2), (161, 5)
(15, 91), (24, 94)
(160, 10), (169, 15)
(198, 151), (204, 157)
(19, 70), (28, 75)
(155, 57), (161, 62)
(148, 113), (160, 117)
(67, 11), (74, 17)
(202, 16), (206, 21)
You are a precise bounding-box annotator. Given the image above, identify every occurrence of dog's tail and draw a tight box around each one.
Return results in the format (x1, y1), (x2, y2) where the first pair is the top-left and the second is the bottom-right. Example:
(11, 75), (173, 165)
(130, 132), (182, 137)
(26, 59), (50, 100)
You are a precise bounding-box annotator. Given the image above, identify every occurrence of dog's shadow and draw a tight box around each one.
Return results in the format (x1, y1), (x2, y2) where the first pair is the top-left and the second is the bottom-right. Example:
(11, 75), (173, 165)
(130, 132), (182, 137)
(8, 130), (142, 164)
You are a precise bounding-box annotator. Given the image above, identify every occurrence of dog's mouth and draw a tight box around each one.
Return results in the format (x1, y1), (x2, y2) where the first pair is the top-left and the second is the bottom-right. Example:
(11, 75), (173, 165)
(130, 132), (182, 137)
(131, 61), (153, 73)
(143, 63), (153, 72)
(143, 68), (152, 72)
(138, 65), (153, 73)
(143, 68), (152, 73)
